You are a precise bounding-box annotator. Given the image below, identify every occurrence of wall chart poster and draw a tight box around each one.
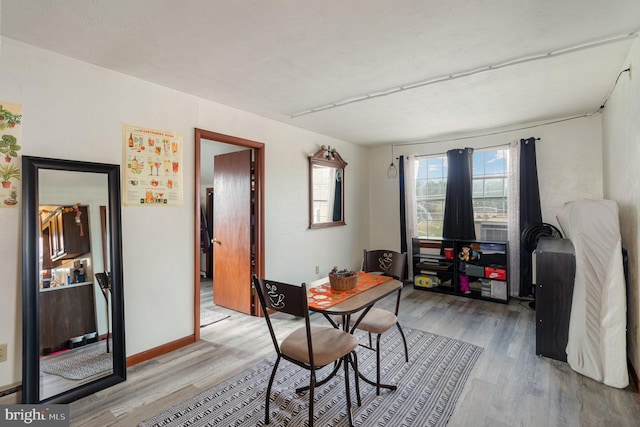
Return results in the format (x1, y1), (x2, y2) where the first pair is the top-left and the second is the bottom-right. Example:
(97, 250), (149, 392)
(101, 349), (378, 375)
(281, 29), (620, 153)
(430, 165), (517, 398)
(123, 124), (183, 206)
(0, 101), (23, 208)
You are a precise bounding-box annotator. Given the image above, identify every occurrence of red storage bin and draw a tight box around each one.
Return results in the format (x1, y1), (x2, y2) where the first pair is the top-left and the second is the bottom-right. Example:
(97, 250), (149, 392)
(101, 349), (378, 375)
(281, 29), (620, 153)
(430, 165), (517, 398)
(485, 266), (506, 280)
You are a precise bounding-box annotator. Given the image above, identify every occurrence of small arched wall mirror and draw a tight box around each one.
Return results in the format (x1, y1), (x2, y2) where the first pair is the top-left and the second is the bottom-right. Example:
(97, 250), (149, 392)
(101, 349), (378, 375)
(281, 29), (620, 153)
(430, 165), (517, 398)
(309, 146), (347, 229)
(22, 156), (125, 403)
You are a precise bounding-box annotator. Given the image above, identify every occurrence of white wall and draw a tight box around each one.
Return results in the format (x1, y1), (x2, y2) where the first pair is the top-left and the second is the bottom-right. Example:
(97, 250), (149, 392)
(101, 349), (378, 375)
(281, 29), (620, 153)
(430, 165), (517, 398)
(602, 37), (640, 376)
(0, 37), (370, 388)
(369, 116), (604, 248)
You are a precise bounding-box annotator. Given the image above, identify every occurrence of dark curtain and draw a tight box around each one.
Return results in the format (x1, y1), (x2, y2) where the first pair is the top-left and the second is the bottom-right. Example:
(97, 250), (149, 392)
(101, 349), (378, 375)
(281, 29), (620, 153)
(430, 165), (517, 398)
(399, 156), (407, 253)
(442, 148), (476, 240)
(519, 137), (542, 297)
(332, 170), (342, 221)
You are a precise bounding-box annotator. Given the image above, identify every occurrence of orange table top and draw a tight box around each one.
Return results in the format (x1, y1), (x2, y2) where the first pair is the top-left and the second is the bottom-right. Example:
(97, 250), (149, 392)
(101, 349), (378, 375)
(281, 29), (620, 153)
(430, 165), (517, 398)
(307, 272), (394, 311)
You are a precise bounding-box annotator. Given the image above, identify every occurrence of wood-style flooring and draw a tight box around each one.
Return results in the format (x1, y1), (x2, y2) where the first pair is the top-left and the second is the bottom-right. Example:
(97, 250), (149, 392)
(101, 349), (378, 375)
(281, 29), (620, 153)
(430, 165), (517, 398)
(61, 284), (640, 426)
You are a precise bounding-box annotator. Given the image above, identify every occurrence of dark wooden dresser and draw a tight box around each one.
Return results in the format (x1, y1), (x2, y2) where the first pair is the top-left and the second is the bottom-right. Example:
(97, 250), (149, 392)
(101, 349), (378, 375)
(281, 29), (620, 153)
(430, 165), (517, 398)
(534, 238), (576, 362)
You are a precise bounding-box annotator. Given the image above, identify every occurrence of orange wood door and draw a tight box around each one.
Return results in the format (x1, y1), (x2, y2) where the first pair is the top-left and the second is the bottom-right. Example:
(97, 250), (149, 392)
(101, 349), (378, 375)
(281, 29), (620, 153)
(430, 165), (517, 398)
(212, 149), (253, 314)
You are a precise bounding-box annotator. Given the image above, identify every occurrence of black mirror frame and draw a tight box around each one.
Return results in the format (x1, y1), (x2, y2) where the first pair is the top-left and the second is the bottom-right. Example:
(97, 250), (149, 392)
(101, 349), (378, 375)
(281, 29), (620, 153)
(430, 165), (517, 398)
(308, 147), (347, 229)
(21, 156), (126, 404)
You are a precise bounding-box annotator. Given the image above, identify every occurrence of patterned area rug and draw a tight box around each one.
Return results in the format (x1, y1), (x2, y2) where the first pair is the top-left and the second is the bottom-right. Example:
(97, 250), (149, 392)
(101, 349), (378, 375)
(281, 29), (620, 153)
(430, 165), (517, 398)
(140, 326), (483, 426)
(42, 345), (112, 380)
(200, 308), (230, 327)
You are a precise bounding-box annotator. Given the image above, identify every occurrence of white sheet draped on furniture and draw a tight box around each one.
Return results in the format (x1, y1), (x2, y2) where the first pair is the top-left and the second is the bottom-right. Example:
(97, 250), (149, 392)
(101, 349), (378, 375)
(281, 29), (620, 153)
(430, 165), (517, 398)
(556, 198), (628, 388)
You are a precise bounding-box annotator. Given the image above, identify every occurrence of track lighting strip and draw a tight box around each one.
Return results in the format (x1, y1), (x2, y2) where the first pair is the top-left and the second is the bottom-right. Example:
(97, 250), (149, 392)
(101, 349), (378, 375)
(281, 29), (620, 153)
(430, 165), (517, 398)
(290, 31), (639, 118)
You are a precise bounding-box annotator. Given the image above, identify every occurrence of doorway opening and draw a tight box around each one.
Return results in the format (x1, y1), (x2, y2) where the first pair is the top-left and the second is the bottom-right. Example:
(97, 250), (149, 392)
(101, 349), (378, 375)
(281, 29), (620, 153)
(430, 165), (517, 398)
(194, 129), (264, 342)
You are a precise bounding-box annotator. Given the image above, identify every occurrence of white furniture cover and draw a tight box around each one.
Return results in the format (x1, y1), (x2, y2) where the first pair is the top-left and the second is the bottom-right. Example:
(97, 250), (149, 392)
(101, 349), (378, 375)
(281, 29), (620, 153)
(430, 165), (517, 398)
(556, 199), (628, 388)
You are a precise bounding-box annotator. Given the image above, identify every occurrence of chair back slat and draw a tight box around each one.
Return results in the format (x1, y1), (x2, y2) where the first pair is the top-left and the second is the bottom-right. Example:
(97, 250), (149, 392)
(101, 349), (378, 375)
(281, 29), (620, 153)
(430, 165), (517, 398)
(254, 277), (308, 318)
(253, 276), (315, 366)
(363, 249), (407, 280)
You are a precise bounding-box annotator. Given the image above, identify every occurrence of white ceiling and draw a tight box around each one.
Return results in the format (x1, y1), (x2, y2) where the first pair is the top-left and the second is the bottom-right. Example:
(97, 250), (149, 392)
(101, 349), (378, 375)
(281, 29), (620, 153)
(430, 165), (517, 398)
(2, 1), (639, 146)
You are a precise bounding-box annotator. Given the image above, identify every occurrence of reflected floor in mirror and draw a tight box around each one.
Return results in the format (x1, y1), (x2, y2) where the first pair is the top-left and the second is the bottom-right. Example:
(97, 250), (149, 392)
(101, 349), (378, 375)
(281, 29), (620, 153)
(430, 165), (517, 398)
(40, 339), (113, 400)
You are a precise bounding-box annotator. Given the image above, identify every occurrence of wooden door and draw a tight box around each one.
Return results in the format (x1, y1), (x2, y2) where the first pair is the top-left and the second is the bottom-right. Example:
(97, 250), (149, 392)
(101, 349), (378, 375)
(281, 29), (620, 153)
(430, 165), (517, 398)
(212, 150), (253, 314)
(41, 220), (55, 269)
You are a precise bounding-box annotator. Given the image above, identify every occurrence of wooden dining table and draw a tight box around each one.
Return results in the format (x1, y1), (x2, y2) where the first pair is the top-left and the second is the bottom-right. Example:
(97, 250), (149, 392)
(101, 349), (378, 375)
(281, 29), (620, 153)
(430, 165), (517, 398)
(304, 273), (404, 393)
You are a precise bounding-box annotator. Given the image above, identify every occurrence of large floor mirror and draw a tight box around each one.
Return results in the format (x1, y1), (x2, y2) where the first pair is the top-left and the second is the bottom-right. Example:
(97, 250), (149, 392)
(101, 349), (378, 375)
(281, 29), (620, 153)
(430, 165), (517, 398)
(22, 156), (126, 403)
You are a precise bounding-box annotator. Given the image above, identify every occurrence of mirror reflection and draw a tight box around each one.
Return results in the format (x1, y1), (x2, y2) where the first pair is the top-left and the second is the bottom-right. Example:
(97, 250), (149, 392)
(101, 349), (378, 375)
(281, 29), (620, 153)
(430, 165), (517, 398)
(38, 170), (112, 400)
(22, 156), (125, 404)
(309, 146), (347, 229)
(311, 165), (342, 223)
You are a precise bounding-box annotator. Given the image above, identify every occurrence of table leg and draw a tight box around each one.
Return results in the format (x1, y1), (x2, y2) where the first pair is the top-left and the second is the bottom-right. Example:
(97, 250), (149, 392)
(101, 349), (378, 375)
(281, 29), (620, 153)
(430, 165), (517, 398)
(355, 366), (397, 392)
(316, 308), (398, 394)
(350, 315), (398, 393)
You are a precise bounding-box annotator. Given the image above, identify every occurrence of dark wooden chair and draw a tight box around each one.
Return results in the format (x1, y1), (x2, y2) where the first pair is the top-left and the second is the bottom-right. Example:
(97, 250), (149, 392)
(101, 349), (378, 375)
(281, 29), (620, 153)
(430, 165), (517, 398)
(253, 275), (361, 426)
(362, 249), (407, 280)
(338, 249), (409, 395)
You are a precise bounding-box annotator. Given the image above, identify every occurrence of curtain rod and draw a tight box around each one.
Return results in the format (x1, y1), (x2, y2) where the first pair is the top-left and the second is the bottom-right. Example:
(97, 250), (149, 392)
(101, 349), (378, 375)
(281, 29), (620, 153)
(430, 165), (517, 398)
(392, 111), (587, 148)
(409, 139), (539, 159)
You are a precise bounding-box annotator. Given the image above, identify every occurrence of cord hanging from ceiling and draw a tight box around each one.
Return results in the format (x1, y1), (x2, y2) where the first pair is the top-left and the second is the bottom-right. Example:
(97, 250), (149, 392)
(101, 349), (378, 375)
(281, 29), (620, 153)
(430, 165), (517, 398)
(387, 145), (397, 179)
(599, 67), (632, 110)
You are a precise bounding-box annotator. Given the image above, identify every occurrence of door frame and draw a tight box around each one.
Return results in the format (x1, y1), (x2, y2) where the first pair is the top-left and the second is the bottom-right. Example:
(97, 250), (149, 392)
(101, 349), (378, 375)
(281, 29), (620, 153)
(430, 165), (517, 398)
(194, 128), (265, 341)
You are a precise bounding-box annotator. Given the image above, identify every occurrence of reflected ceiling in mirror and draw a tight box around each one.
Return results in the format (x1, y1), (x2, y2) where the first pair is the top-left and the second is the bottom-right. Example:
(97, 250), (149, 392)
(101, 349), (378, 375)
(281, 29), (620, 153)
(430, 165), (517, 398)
(308, 146), (347, 229)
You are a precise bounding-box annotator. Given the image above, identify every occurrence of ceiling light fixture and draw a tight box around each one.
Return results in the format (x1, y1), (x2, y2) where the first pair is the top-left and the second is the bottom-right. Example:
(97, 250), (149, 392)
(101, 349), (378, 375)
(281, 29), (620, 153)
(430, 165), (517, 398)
(290, 31), (639, 119)
(387, 146), (397, 179)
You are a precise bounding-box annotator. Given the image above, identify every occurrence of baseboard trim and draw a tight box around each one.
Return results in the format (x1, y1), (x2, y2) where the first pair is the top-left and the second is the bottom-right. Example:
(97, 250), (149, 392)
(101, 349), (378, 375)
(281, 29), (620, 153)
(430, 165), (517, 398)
(126, 335), (195, 367)
(0, 383), (21, 398)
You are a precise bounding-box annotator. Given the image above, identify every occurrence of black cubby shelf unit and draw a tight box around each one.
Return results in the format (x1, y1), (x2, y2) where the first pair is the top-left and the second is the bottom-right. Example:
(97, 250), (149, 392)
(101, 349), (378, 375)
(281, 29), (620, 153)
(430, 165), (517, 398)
(412, 236), (510, 304)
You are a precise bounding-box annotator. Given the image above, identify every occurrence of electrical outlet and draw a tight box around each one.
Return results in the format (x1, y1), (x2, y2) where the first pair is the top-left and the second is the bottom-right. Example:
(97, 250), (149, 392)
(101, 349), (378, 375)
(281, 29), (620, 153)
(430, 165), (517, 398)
(315, 265), (320, 274)
(0, 343), (7, 363)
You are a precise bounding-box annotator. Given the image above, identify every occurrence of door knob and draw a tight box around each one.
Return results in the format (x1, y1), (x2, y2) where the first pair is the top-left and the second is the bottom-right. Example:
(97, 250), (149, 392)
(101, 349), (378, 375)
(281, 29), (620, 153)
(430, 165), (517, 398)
(211, 238), (221, 245)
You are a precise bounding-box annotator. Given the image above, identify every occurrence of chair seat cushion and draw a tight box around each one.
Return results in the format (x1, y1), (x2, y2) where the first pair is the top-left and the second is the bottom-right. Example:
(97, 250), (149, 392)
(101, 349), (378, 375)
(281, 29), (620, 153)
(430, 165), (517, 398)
(335, 308), (397, 335)
(281, 325), (358, 366)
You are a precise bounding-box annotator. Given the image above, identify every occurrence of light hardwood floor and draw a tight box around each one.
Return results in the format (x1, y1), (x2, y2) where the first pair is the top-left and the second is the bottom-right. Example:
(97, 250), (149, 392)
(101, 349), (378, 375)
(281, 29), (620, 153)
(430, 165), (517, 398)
(66, 285), (640, 426)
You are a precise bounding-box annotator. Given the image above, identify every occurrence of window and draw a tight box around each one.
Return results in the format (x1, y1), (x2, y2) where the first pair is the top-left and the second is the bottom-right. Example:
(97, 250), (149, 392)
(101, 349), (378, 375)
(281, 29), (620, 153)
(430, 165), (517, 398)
(415, 156), (447, 237)
(415, 147), (509, 238)
(473, 148), (509, 240)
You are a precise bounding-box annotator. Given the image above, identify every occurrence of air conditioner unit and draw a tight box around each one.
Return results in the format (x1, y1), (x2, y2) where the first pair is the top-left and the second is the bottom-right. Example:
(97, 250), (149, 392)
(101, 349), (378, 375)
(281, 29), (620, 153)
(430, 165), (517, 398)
(480, 222), (508, 241)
